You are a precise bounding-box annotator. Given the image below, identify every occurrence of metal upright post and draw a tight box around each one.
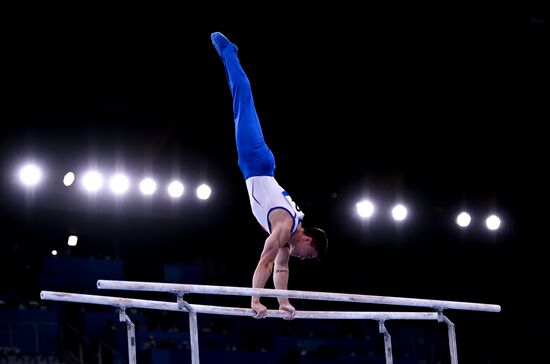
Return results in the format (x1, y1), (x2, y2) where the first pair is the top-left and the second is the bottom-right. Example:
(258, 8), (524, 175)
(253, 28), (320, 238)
(119, 308), (136, 364)
(178, 295), (200, 364)
(438, 312), (458, 364)
(379, 321), (393, 364)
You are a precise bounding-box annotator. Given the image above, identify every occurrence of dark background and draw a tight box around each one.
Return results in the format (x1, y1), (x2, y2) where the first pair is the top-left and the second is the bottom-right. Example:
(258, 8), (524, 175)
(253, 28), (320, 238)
(1, 4), (547, 363)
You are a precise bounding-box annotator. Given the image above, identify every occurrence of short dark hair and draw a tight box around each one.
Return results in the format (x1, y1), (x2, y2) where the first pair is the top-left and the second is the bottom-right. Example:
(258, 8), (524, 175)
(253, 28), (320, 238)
(304, 227), (328, 261)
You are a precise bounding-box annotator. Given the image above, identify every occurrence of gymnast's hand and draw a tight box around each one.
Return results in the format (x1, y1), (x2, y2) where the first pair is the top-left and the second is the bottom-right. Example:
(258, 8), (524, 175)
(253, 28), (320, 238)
(251, 301), (268, 319)
(279, 302), (296, 320)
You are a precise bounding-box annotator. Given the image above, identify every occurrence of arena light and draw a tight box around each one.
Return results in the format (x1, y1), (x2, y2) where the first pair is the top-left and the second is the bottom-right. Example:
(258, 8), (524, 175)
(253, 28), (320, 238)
(391, 204), (408, 221)
(168, 181), (184, 198)
(19, 164), (42, 186)
(485, 214), (501, 231)
(68, 235), (78, 247)
(82, 171), (103, 192)
(356, 200), (375, 218)
(63, 172), (75, 186)
(109, 174), (130, 194)
(139, 178), (157, 195)
(456, 212), (471, 227)
(196, 184), (212, 200)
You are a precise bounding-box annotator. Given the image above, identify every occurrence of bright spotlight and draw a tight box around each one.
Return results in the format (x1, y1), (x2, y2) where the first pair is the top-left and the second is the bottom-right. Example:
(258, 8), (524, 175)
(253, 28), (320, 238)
(485, 215), (501, 231)
(391, 204), (408, 221)
(82, 171), (103, 192)
(356, 200), (374, 218)
(19, 164), (42, 186)
(110, 174), (130, 194)
(196, 184), (212, 200)
(140, 178), (157, 195)
(67, 235), (78, 247)
(51, 250), (58, 256)
(63, 172), (75, 186)
(456, 212), (471, 227)
(168, 181), (184, 198)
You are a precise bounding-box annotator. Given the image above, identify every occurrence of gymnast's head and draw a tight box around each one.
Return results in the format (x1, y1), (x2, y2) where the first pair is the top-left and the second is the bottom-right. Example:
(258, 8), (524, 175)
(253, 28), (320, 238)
(290, 227), (328, 261)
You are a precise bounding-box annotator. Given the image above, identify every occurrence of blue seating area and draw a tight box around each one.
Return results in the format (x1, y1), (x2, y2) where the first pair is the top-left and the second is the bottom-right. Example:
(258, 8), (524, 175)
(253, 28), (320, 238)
(164, 263), (203, 284)
(0, 308), (60, 355)
(39, 256), (125, 292)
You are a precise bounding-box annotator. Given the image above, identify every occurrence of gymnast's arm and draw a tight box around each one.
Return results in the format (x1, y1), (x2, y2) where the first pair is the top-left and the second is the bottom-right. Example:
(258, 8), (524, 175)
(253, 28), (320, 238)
(273, 246), (296, 320)
(251, 210), (293, 318)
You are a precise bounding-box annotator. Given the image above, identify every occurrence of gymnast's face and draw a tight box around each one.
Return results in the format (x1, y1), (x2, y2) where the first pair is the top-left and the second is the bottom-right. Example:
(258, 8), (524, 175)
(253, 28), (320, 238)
(290, 234), (318, 260)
